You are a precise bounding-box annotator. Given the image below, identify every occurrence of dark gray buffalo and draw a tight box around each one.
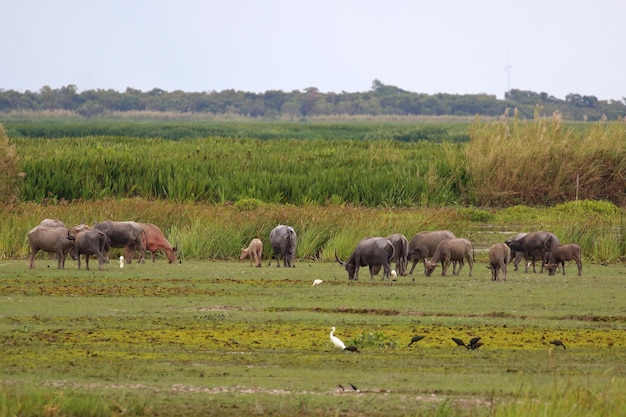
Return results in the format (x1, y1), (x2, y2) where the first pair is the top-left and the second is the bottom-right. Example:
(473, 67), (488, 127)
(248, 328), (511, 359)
(335, 237), (395, 281)
(268, 225), (297, 267)
(67, 226), (108, 270)
(504, 232), (528, 271)
(94, 220), (146, 263)
(505, 231), (560, 273)
(27, 224), (76, 269)
(387, 233), (409, 276)
(407, 230), (456, 278)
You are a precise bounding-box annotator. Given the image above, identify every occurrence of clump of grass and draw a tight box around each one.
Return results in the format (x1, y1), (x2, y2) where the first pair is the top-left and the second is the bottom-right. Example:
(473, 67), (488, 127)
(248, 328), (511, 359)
(466, 114), (626, 206)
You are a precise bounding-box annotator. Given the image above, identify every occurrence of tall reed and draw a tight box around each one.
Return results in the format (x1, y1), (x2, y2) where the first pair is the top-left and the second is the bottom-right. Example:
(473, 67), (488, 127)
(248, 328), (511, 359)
(466, 112), (626, 206)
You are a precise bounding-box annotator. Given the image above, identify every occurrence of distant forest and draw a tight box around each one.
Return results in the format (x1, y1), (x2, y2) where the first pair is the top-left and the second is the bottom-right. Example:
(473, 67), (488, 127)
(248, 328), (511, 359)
(1, 79), (624, 121)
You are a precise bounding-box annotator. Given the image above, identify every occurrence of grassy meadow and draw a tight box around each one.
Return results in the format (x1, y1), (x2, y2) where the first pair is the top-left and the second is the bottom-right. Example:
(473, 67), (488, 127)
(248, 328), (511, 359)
(0, 259), (625, 416)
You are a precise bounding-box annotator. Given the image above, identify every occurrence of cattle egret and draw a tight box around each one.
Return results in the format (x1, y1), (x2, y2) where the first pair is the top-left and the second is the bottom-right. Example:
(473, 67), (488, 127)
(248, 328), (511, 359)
(408, 335), (425, 347)
(330, 327), (346, 350)
(550, 339), (567, 350)
(390, 269), (397, 278)
(119, 255), (125, 269)
(311, 279), (324, 287)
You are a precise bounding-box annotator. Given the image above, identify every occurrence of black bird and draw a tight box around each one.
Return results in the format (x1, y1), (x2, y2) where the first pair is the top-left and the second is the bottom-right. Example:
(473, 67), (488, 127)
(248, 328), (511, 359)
(338, 384), (345, 392)
(452, 337), (483, 350)
(452, 337), (467, 347)
(349, 382), (359, 392)
(344, 345), (360, 353)
(550, 339), (567, 350)
(408, 335), (425, 347)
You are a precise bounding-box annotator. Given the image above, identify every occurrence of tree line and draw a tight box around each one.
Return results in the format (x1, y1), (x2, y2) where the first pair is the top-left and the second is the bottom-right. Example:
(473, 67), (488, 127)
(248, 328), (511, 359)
(0, 80), (624, 120)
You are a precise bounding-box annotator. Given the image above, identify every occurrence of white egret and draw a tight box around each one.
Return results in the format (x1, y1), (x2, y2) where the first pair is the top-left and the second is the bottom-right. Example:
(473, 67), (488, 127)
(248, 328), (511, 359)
(330, 327), (346, 350)
(311, 279), (323, 287)
(119, 255), (125, 269)
(390, 269), (397, 278)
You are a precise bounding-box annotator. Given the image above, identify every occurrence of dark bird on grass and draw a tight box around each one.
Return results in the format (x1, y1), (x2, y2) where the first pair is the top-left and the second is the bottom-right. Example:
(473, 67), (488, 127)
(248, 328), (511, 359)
(349, 382), (359, 392)
(408, 335), (425, 347)
(452, 337), (467, 347)
(344, 345), (360, 353)
(550, 339), (567, 350)
(338, 384), (345, 392)
(452, 337), (483, 350)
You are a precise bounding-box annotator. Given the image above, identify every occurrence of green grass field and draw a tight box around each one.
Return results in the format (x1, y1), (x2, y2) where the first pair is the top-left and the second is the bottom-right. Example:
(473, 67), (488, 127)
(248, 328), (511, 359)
(1, 259), (624, 416)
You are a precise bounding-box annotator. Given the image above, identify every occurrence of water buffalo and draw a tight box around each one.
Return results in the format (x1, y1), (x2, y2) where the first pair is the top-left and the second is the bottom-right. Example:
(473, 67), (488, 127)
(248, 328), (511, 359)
(241, 238), (263, 267)
(487, 242), (511, 281)
(39, 218), (66, 228)
(67, 225), (108, 270)
(544, 242), (582, 276)
(504, 232), (527, 271)
(407, 230), (456, 278)
(387, 233), (409, 276)
(27, 224), (76, 269)
(424, 238), (474, 277)
(94, 220), (146, 264)
(268, 225), (297, 267)
(335, 237), (395, 281)
(505, 231), (560, 273)
(124, 223), (177, 263)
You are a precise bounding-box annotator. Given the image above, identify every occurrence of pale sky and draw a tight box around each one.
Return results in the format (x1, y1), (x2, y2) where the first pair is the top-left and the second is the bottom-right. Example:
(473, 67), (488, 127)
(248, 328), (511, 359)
(3, 0), (625, 100)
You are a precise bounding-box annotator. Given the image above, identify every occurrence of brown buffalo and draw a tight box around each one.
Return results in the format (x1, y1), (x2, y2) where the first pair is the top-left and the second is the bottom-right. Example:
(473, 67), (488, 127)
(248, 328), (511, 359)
(241, 238), (263, 267)
(544, 243), (582, 276)
(125, 223), (177, 263)
(486, 242), (511, 281)
(424, 238), (474, 277)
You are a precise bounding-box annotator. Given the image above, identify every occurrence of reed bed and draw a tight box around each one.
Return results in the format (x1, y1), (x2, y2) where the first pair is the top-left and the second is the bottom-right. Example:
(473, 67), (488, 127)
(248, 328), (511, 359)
(466, 112), (626, 206)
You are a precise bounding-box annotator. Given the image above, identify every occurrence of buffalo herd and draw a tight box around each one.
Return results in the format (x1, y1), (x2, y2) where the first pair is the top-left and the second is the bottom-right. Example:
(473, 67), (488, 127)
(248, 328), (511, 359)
(28, 219), (582, 279)
(28, 219), (177, 270)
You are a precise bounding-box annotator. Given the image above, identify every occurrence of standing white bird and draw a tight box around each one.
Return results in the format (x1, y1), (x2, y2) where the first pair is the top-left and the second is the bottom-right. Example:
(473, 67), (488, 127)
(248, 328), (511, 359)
(390, 269), (397, 278)
(330, 327), (346, 350)
(119, 255), (125, 269)
(311, 279), (324, 287)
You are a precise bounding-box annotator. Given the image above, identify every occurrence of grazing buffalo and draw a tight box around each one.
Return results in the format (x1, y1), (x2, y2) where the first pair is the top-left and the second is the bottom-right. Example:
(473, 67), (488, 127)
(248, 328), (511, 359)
(544, 242), (582, 276)
(27, 225), (76, 269)
(94, 220), (146, 264)
(504, 232), (527, 271)
(67, 225), (108, 270)
(487, 242), (511, 281)
(268, 225), (297, 267)
(387, 233), (409, 276)
(407, 230), (456, 278)
(335, 237), (395, 281)
(241, 238), (263, 267)
(424, 238), (474, 277)
(125, 223), (177, 263)
(505, 231), (560, 273)
(39, 218), (66, 228)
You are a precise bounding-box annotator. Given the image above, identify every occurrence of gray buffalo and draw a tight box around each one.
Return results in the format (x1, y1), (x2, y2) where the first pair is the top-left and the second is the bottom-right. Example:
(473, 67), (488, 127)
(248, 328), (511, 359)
(268, 225), (297, 267)
(27, 225), (76, 269)
(424, 238), (474, 277)
(335, 237), (395, 281)
(407, 230), (456, 278)
(39, 218), (66, 228)
(67, 225), (108, 270)
(505, 231), (560, 273)
(486, 242), (511, 281)
(504, 232), (527, 271)
(94, 220), (146, 263)
(387, 233), (409, 276)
